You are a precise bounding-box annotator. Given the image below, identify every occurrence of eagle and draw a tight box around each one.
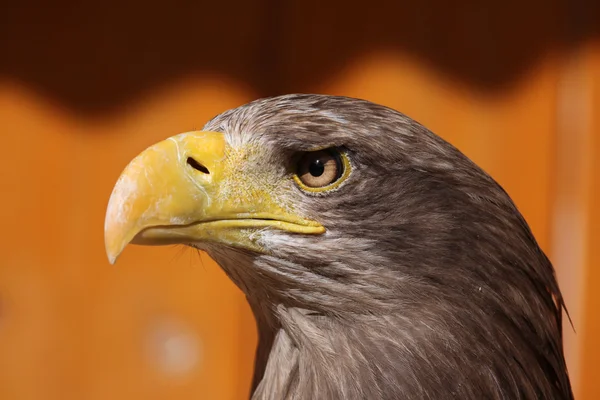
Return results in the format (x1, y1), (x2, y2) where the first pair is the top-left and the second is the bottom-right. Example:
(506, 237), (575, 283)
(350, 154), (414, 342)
(104, 94), (573, 399)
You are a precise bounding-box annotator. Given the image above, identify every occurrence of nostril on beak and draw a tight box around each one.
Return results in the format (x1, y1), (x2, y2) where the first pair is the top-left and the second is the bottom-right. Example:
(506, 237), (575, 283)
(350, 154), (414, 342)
(186, 157), (210, 174)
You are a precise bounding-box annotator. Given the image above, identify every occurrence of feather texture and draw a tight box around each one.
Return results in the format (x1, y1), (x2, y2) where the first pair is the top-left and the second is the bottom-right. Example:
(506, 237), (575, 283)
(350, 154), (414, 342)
(198, 94), (573, 399)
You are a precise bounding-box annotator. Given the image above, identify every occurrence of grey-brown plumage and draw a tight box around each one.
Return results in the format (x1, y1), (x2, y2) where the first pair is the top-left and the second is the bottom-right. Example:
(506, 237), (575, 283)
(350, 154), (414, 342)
(199, 94), (573, 399)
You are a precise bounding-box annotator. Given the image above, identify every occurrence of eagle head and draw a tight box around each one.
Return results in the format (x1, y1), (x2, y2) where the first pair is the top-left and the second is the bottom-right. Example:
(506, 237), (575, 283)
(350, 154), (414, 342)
(104, 94), (573, 399)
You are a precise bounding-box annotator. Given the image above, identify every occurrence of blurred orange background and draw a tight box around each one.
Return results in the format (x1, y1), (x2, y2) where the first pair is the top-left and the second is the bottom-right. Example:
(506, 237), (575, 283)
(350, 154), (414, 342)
(1, 1), (598, 399)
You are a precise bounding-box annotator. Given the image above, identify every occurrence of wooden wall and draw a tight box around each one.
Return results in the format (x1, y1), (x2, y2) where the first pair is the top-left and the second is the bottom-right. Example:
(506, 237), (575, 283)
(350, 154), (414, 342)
(0, 0), (598, 399)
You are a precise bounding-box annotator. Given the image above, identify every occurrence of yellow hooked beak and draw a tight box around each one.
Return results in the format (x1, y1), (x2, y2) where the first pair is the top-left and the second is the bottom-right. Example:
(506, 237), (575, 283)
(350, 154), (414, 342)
(104, 131), (325, 264)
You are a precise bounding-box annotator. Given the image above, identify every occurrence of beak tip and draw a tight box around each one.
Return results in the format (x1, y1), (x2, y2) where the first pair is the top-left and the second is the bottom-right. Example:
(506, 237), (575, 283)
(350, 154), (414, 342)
(105, 231), (126, 266)
(105, 244), (122, 265)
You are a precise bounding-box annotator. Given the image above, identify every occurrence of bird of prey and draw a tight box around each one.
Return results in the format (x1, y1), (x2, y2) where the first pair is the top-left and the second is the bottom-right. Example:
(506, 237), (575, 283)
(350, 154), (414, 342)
(104, 94), (573, 399)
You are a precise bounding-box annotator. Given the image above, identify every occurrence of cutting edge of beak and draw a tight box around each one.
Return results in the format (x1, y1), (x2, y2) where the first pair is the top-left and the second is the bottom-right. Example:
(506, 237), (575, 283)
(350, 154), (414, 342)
(104, 130), (325, 264)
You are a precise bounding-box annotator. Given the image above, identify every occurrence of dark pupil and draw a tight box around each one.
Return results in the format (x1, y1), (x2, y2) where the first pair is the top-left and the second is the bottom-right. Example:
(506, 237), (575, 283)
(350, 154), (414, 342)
(309, 159), (325, 177)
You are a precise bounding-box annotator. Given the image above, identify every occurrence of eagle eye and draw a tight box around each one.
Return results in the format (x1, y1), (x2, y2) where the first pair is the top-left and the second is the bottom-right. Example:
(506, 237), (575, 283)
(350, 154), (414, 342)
(294, 148), (350, 192)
